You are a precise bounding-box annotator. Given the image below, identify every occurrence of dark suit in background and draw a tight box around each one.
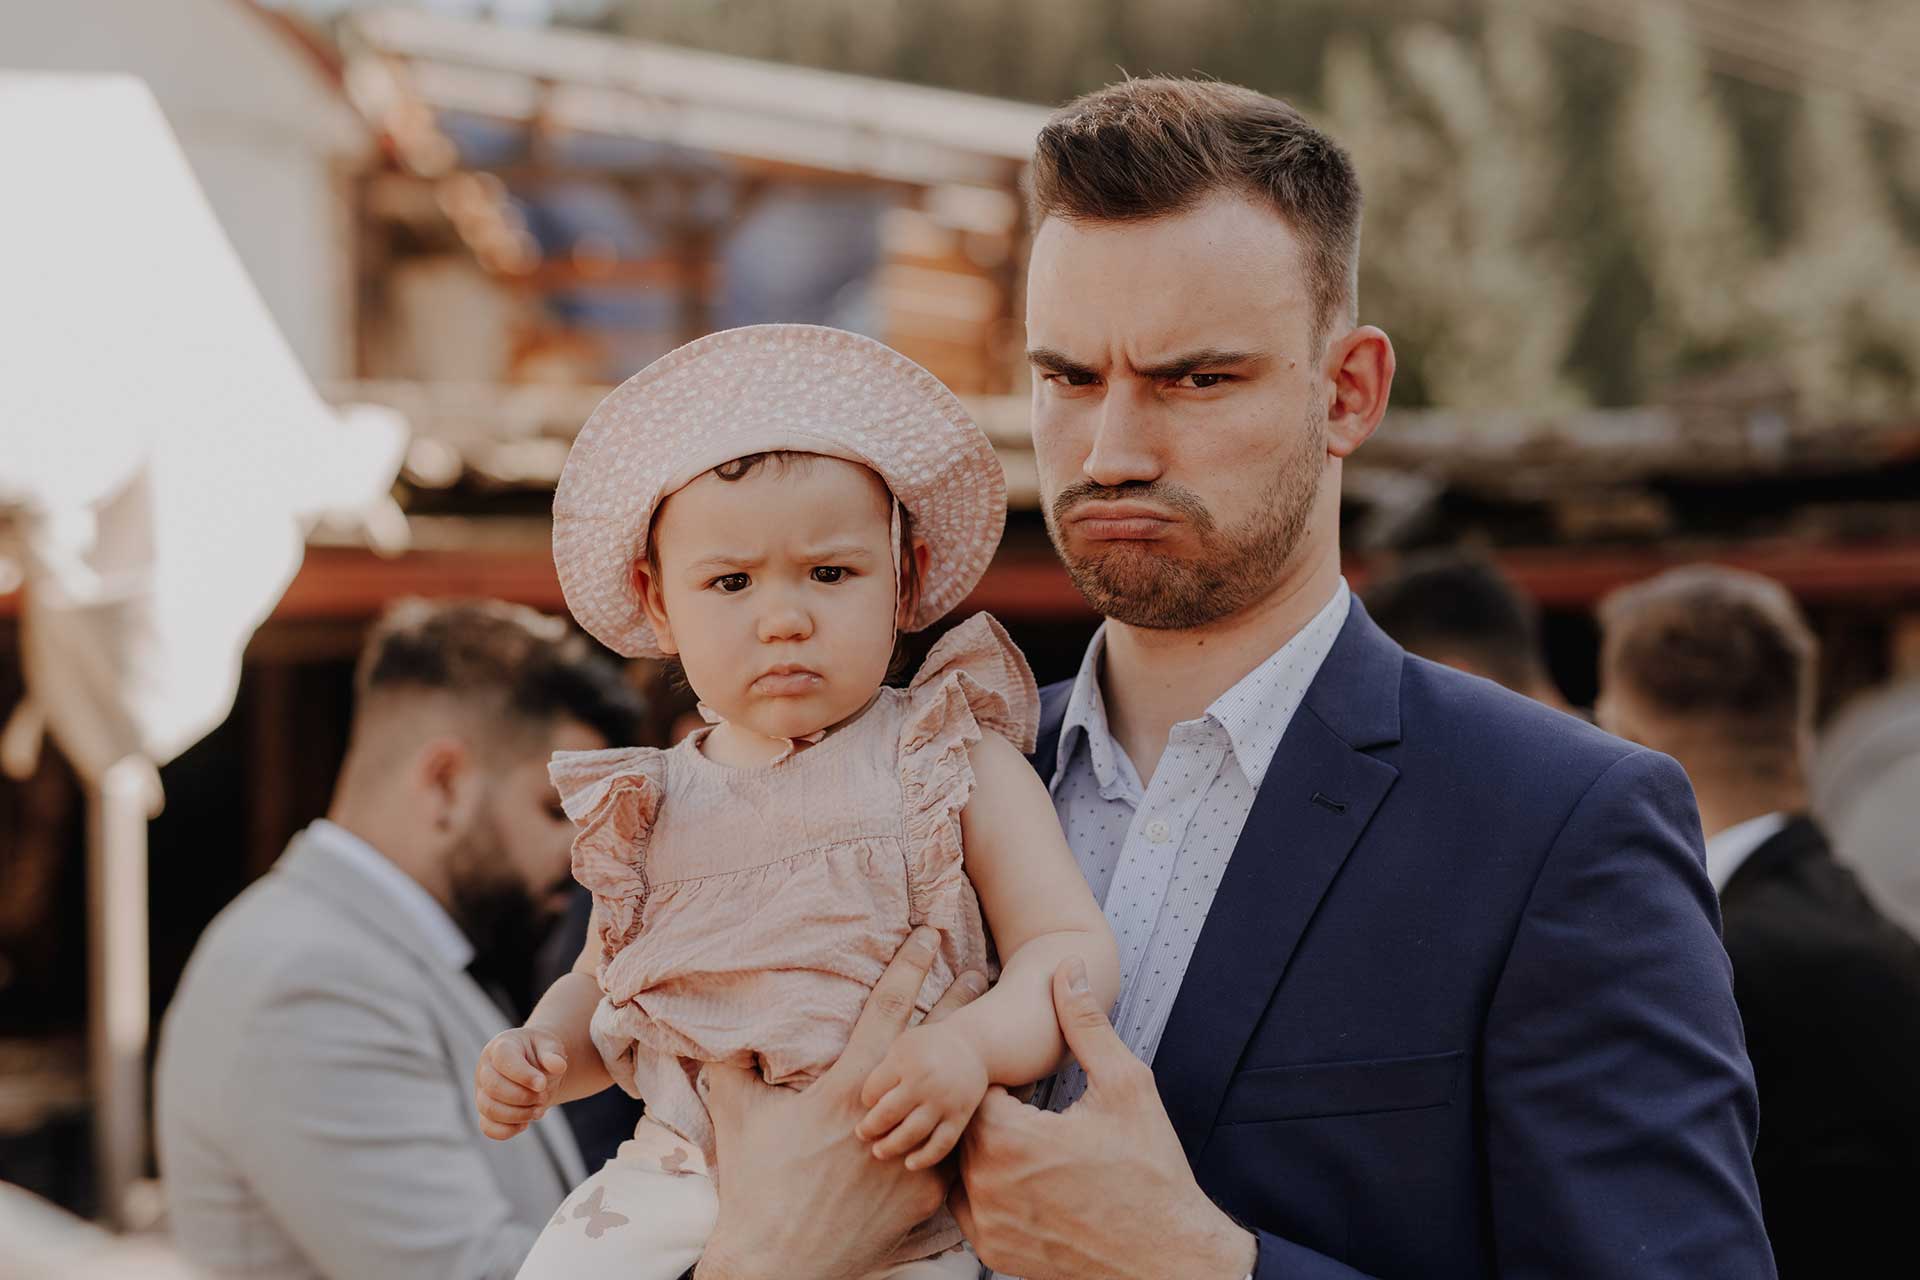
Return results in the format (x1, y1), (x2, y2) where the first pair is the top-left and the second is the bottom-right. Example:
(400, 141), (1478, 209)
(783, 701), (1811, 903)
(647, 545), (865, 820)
(1720, 815), (1920, 1277)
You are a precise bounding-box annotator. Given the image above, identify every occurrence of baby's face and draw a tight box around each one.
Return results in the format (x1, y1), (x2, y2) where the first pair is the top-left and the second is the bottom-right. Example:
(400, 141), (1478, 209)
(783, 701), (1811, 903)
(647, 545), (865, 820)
(645, 456), (901, 743)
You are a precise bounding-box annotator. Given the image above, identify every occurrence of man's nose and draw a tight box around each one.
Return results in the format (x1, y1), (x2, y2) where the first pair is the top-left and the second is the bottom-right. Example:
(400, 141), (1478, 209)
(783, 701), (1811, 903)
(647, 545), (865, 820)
(1081, 385), (1162, 489)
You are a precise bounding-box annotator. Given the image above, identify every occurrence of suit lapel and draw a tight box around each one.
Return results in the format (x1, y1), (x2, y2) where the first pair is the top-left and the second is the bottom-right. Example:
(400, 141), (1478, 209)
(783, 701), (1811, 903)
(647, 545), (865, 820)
(1152, 602), (1405, 1161)
(1029, 680), (1073, 779)
(429, 962), (590, 1187)
(280, 834), (588, 1188)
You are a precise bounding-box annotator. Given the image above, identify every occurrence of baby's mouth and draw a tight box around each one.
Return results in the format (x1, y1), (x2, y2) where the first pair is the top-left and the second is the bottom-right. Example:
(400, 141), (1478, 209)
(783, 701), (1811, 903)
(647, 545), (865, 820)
(751, 667), (823, 696)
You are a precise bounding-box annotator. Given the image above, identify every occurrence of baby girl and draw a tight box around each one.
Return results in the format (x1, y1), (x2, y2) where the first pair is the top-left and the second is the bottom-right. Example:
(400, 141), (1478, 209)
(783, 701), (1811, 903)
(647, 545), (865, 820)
(476, 325), (1120, 1279)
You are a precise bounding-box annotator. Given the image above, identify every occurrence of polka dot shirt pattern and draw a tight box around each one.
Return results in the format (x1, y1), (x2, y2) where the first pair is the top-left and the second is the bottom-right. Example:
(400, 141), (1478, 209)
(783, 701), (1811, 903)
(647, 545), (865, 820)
(1043, 581), (1353, 1111)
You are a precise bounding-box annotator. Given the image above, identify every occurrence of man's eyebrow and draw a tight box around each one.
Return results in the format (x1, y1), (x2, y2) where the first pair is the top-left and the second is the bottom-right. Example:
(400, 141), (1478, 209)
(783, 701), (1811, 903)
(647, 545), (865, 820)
(1133, 348), (1270, 381)
(1027, 347), (1101, 378)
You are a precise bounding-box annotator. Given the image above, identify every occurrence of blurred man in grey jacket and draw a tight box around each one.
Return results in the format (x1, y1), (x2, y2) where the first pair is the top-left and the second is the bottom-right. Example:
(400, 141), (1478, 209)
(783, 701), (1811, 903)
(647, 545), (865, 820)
(157, 599), (644, 1279)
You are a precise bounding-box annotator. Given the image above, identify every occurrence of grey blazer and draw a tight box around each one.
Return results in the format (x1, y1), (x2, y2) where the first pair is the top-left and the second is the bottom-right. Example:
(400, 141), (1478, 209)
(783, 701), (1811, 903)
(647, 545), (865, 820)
(156, 831), (587, 1279)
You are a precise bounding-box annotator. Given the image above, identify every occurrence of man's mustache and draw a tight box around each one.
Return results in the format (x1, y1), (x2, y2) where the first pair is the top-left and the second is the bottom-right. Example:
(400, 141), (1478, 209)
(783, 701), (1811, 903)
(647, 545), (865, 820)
(1051, 481), (1215, 531)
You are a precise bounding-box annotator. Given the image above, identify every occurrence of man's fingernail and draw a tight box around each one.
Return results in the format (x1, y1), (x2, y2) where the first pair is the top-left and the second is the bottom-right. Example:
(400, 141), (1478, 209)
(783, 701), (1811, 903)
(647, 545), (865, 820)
(908, 927), (938, 959)
(959, 971), (988, 996)
(1066, 956), (1090, 995)
(531, 1074), (546, 1091)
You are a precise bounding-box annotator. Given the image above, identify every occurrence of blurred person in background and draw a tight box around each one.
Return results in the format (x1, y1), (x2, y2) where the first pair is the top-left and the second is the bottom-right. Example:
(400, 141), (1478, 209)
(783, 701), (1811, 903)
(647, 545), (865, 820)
(1815, 677), (1920, 942)
(155, 599), (645, 1280)
(1597, 566), (1920, 1278)
(1364, 549), (1573, 712)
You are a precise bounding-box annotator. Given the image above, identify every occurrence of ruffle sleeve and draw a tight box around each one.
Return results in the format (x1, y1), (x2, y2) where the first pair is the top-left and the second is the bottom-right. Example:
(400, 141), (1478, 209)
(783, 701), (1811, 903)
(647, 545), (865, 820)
(548, 747), (667, 974)
(898, 613), (1040, 935)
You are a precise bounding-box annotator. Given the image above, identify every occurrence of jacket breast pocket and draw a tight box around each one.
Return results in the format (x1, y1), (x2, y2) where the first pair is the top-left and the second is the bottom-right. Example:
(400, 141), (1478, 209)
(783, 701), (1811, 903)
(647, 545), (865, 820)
(1217, 1049), (1465, 1125)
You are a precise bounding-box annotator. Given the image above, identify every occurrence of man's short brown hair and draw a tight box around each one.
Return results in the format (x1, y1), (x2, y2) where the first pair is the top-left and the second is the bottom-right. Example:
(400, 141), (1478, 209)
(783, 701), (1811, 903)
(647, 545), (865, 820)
(1029, 77), (1363, 347)
(355, 597), (646, 750)
(1598, 567), (1817, 770)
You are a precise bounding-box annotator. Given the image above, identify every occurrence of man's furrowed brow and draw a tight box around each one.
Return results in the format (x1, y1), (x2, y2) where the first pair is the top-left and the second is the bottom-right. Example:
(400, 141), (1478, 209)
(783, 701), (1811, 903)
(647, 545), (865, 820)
(1133, 348), (1270, 381)
(1027, 347), (1100, 378)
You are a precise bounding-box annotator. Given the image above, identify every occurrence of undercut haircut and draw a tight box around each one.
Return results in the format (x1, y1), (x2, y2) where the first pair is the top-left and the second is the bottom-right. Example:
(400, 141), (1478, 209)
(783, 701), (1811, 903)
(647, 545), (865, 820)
(354, 597), (646, 750)
(1366, 552), (1550, 694)
(1029, 76), (1363, 348)
(1599, 567), (1817, 772)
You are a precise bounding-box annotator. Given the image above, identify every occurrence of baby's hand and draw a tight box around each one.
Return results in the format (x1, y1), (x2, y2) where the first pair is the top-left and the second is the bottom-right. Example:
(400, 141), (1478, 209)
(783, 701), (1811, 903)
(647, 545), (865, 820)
(855, 1021), (989, 1170)
(475, 1027), (568, 1141)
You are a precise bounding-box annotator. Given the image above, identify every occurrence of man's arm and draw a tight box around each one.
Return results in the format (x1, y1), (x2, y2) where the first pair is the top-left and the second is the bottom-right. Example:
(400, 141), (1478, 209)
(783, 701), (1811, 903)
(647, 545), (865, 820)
(1481, 749), (1774, 1277)
(228, 956), (546, 1280)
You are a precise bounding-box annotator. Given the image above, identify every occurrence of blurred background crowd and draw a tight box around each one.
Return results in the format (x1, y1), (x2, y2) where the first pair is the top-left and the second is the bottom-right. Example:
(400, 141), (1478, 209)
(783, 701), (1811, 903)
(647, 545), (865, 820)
(2, 0), (1917, 1275)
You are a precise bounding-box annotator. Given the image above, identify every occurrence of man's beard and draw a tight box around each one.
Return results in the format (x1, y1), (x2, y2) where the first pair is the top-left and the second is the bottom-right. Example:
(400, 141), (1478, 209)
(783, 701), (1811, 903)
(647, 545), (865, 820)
(446, 810), (567, 1017)
(1044, 406), (1327, 630)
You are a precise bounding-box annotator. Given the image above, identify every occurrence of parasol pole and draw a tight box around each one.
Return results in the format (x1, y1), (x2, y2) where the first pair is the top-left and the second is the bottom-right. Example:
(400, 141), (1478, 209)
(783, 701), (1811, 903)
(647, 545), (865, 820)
(85, 755), (160, 1229)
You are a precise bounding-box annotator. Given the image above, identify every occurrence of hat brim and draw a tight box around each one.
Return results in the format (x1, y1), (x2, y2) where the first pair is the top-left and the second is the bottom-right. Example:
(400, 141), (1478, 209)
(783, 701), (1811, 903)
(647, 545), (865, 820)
(552, 325), (1006, 659)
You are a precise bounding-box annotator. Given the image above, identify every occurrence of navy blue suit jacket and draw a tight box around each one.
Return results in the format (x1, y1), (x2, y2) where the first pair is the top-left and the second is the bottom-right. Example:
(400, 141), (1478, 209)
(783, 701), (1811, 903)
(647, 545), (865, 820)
(1032, 601), (1774, 1278)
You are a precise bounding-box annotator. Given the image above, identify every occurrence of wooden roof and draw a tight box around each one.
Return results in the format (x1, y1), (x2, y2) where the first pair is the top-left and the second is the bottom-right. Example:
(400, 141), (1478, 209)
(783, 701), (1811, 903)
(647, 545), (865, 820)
(341, 8), (1049, 190)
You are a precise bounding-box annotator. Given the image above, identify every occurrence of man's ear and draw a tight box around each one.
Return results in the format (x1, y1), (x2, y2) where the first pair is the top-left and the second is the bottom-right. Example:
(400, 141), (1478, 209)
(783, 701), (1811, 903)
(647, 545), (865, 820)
(630, 559), (678, 656)
(414, 735), (479, 836)
(1322, 324), (1395, 460)
(896, 537), (933, 630)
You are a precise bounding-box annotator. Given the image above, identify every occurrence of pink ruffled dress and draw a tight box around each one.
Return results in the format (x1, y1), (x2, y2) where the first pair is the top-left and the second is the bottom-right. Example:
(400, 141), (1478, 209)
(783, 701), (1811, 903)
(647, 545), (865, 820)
(547, 613), (1038, 1258)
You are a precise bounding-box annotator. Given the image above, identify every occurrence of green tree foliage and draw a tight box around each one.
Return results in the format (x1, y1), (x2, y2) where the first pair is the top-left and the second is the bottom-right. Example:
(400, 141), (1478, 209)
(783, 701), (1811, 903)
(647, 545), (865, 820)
(597, 0), (1920, 416)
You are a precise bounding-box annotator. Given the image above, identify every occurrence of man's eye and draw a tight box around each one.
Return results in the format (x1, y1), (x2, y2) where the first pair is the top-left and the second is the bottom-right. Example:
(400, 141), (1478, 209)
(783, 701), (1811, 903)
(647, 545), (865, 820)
(1043, 371), (1098, 388)
(1178, 373), (1230, 389)
(712, 573), (750, 592)
(811, 566), (847, 584)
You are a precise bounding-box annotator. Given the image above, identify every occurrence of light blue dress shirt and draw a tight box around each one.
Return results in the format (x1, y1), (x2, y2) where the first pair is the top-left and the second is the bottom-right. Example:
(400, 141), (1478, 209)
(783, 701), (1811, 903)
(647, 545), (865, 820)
(1043, 580), (1351, 1110)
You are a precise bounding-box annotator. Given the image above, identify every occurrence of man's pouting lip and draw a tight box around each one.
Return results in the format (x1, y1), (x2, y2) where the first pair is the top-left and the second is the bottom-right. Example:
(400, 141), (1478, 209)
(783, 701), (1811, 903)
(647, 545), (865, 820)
(1067, 501), (1180, 542)
(752, 664), (824, 696)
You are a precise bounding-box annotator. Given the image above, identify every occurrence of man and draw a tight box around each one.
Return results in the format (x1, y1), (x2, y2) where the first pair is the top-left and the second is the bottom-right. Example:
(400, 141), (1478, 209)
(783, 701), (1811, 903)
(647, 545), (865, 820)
(689, 79), (1772, 1279)
(156, 599), (646, 1279)
(1365, 549), (1573, 711)
(1597, 566), (1920, 1277)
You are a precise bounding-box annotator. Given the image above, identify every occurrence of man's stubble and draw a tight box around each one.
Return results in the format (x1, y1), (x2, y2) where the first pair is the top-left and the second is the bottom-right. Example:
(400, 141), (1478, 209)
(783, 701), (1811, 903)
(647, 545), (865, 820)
(1045, 403), (1327, 630)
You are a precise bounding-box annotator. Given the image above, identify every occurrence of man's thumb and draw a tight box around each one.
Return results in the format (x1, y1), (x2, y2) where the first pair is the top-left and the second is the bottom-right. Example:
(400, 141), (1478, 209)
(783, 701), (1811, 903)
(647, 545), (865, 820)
(1052, 956), (1128, 1081)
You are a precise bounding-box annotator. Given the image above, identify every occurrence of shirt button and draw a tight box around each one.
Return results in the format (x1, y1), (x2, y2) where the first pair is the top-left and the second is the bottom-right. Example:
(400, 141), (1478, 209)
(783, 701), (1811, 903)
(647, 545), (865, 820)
(1146, 819), (1172, 843)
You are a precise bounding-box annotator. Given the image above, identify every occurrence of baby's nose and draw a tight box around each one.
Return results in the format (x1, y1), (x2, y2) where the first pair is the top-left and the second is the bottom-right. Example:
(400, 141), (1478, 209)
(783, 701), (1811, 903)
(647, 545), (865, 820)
(757, 605), (813, 643)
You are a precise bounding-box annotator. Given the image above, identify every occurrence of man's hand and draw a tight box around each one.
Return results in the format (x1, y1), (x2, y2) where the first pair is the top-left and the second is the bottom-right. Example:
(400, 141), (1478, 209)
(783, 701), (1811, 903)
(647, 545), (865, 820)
(474, 1027), (567, 1140)
(695, 928), (987, 1280)
(952, 957), (1258, 1280)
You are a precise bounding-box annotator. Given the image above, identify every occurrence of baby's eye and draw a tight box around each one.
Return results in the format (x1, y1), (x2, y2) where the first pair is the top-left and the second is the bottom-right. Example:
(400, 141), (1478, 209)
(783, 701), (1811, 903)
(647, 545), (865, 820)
(811, 566), (848, 584)
(711, 572), (751, 593)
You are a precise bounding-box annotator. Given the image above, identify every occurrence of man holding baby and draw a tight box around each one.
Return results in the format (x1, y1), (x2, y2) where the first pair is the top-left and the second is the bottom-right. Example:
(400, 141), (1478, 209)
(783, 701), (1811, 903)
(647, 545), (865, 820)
(687, 77), (1774, 1280)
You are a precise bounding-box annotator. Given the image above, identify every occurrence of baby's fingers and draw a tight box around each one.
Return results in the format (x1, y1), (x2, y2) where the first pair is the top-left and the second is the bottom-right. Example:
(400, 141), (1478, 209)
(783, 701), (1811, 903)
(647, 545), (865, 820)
(870, 1103), (941, 1161)
(854, 1081), (919, 1142)
(478, 1113), (530, 1142)
(494, 1046), (550, 1093)
(903, 1118), (965, 1171)
(478, 1059), (547, 1108)
(859, 1058), (903, 1111)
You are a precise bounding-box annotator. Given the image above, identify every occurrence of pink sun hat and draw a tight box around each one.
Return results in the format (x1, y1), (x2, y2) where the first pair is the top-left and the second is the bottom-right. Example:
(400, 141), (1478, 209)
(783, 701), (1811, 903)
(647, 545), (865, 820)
(552, 324), (1008, 659)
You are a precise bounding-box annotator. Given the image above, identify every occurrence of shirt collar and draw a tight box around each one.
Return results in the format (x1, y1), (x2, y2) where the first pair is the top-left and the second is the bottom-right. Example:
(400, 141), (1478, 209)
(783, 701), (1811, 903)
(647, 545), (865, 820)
(1055, 627), (1138, 800)
(1206, 580), (1351, 791)
(1703, 811), (1790, 893)
(305, 819), (475, 971)
(1053, 578), (1353, 796)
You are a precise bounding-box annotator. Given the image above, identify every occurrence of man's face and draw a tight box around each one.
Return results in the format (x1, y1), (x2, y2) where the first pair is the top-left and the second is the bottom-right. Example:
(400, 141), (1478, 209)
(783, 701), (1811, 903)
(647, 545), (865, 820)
(446, 717), (605, 969)
(1025, 191), (1335, 629)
